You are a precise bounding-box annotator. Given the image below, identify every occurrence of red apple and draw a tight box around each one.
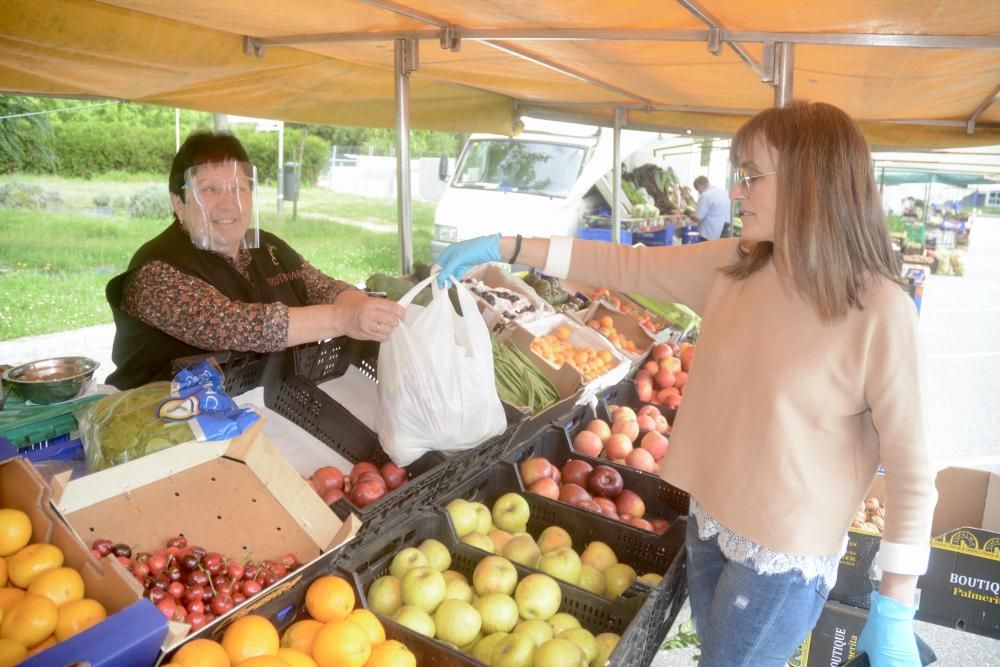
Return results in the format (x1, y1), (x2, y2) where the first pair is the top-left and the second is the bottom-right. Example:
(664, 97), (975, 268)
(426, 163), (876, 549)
(612, 458), (627, 465)
(654, 370), (676, 389)
(519, 457), (555, 486)
(605, 434), (634, 460)
(654, 415), (670, 434)
(574, 499), (602, 514)
(322, 487), (345, 505)
(634, 369), (652, 385)
(650, 518), (671, 535)
(650, 343), (671, 360)
(643, 360), (660, 375)
(311, 466), (344, 494)
(355, 471), (388, 491)
(640, 432), (669, 461)
(585, 419), (612, 444)
(611, 419), (639, 443)
(613, 407), (637, 423)
(674, 371), (688, 388)
(665, 393), (682, 409)
(558, 483), (593, 506)
(349, 480), (386, 507)
(573, 430), (604, 458)
(636, 381), (654, 403)
(656, 387), (680, 404)
(593, 497), (620, 519)
(637, 405), (661, 419)
(628, 517), (655, 532)
(527, 477), (560, 500)
(561, 460), (594, 487)
(680, 347), (695, 372)
(626, 448), (658, 473)
(614, 489), (646, 519)
(636, 414), (657, 432)
(660, 357), (682, 374)
(586, 465), (624, 499)
(380, 462), (408, 490)
(349, 461), (380, 485)
(550, 466), (561, 484)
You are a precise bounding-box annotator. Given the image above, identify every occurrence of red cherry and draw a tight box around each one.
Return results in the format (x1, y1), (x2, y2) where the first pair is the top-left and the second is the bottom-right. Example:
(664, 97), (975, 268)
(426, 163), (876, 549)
(210, 593), (234, 615)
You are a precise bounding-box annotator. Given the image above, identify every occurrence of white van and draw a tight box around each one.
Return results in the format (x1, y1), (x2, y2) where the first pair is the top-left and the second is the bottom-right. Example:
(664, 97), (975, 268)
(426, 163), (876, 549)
(430, 119), (729, 260)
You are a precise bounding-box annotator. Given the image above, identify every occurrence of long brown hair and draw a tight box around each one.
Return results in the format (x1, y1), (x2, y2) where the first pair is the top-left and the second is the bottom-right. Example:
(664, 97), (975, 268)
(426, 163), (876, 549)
(724, 102), (899, 321)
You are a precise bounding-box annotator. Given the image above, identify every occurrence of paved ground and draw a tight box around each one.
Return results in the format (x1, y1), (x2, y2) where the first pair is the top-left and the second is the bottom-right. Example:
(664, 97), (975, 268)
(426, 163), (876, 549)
(2, 219), (998, 665)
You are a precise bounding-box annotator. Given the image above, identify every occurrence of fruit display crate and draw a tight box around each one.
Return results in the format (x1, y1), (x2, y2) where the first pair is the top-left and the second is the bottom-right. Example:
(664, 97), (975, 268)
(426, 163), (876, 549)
(599, 378), (678, 426)
(641, 551), (689, 664)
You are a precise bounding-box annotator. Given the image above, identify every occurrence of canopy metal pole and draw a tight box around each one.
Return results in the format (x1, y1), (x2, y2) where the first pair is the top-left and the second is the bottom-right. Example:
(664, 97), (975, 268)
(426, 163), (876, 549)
(773, 43), (794, 107)
(175, 109), (180, 152)
(612, 107), (625, 244)
(277, 121), (285, 215)
(395, 38), (417, 275)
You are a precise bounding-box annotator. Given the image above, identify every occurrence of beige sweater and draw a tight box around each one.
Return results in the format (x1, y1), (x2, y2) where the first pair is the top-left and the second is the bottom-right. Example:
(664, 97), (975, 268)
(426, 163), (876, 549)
(564, 238), (937, 573)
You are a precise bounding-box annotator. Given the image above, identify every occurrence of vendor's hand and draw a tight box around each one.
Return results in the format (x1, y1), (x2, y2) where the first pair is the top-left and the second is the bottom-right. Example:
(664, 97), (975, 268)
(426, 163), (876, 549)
(334, 290), (405, 342)
(857, 592), (920, 667)
(435, 234), (501, 288)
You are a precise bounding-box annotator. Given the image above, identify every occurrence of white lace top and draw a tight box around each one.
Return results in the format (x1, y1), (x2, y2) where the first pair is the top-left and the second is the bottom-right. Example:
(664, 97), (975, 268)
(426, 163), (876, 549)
(691, 498), (845, 589)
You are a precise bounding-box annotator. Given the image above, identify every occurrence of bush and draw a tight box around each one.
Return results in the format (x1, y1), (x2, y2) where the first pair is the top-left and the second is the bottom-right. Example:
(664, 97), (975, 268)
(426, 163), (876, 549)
(51, 122), (175, 178)
(0, 181), (63, 209)
(128, 187), (172, 219)
(234, 130), (329, 184)
(93, 193), (111, 207)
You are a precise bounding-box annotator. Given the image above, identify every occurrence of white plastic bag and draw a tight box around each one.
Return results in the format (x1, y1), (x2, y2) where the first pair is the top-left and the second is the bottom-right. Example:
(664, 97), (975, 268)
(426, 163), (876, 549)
(375, 275), (507, 466)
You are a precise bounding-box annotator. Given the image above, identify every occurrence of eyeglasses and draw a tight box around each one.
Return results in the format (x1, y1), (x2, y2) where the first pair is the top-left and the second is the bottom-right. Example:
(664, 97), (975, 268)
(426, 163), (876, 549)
(733, 169), (776, 192)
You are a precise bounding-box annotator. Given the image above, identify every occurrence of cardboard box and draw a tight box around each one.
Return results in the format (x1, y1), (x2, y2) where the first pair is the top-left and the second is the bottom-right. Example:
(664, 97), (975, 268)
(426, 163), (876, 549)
(496, 322), (582, 426)
(788, 600), (866, 667)
(571, 300), (656, 363)
(915, 466), (1000, 639)
(463, 264), (553, 330)
(0, 455), (167, 666)
(831, 475), (885, 607)
(52, 421), (360, 649)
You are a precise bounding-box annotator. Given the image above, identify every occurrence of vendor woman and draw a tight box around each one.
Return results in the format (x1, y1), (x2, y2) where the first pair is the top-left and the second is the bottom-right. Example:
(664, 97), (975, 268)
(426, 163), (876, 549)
(106, 131), (403, 389)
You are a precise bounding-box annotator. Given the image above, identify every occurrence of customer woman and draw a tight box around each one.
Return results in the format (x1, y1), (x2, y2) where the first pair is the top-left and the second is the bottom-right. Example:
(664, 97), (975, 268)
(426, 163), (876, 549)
(436, 101), (934, 667)
(106, 131), (404, 389)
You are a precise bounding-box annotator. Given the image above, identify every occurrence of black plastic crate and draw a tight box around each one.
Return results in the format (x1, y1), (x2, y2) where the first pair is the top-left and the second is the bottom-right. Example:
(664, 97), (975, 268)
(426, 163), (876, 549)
(264, 361), (448, 528)
(292, 336), (379, 384)
(599, 379), (677, 426)
(172, 349), (279, 397)
(511, 425), (690, 520)
(436, 460), (687, 597)
(641, 550), (689, 664)
(342, 510), (650, 665)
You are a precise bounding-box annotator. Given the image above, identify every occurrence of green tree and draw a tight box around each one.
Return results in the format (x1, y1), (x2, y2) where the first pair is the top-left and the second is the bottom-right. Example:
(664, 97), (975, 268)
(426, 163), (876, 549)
(0, 96), (57, 173)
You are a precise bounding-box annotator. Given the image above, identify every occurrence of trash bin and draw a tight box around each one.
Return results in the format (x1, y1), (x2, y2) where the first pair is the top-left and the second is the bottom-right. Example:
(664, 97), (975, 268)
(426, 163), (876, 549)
(282, 162), (300, 202)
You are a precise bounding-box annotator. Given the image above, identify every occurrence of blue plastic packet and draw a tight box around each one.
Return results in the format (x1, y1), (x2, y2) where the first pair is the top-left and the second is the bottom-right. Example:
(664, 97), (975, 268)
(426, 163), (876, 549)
(156, 360), (259, 441)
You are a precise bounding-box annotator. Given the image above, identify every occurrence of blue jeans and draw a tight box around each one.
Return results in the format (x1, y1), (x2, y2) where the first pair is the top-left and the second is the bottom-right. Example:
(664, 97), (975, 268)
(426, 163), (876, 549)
(686, 519), (829, 666)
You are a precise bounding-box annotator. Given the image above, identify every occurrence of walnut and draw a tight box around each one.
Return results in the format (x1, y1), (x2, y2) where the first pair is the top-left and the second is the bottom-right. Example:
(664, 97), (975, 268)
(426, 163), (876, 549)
(864, 497), (881, 512)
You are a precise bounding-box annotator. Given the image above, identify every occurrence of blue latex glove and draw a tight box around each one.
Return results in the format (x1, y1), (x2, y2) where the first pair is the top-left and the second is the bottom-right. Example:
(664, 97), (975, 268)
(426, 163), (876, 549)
(435, 233), (501, 287)
(857, 592), (920, 667)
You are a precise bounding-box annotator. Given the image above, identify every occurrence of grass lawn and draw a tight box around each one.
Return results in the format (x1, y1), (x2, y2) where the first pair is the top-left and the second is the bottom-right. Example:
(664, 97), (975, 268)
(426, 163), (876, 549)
(0, 175), (435, 340)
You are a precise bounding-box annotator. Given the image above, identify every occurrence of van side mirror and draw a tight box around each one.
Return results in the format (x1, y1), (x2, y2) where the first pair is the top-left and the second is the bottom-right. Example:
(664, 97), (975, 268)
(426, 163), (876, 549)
(438, 154), (450, 181)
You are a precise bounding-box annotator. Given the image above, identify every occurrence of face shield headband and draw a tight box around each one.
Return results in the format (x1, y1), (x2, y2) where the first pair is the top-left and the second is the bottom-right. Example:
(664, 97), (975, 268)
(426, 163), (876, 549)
(181, 161), (259, 256)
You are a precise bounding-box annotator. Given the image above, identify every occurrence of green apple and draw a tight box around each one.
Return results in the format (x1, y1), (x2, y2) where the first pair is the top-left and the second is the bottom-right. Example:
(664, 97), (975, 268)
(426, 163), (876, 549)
(442, 569), (468, 585)
(512, 619), (553, 647)
(547, 612), (581, 636)
(489, 528), (514, 552)
(603, 563), (637, 599)
(538, 547), (582, 585)
(417, 538), (452, 572)
(474, 592), (520, 634)
(473, 631), (509, 664)
(366, 574), (403, 616)
(434, 598), (482, 647)
(389, 547), (429, 578)
(638, 572), (663, 586)
(447, 499), (481, 538)
(502, 534), (541, 568)
(470, 501), (494, 534)
(401, 566), (447, 613)
(491, 492), (530, 533)
(534, 637), (586, 667)
(460, 632), (483, 654)
(443, 577), (474, 603)
(580, 541), (617, 572)
(462, 531), (496, 553)
(491, 632), (536, 667)
(393, 604), (436, 638)
(558, 627), (598, 665)
(592, 632), (620, 667)
(577, 564), (606, 596)
(537, 526), (573, 554)
(472, 555), (519, 596)
(513, 573), (561, 621)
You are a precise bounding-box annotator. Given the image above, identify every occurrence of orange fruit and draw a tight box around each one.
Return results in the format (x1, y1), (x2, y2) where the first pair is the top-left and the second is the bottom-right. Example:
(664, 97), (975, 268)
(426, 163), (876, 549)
(304, 576), (354, 623)
(0, 637), (27, 666)
(0, 589), (25, 614)
(27, 567), (85, 606)
(0, 594), (57, 648)
(281, 619), (323, 653)
(554, 326), (572, 342)
(346, 609), (385, 645)
(0, 557), (7, 588)
(238, 657), (291, 667)
(54, 598), (106, 642)
(0, 510), (32, 557)
(7, 543), (64, 588)
(24, 635), (55, 658)
(278, 647), (318, 667)
(222, 615), (280, 664)
(365, 639), (416, 667)
(173, 638), (231, 667)
(311, 620), (371, 667)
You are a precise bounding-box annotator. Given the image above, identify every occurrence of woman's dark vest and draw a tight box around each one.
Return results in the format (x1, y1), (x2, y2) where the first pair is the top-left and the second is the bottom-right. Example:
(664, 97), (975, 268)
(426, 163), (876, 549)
(106, 223), (308, 389)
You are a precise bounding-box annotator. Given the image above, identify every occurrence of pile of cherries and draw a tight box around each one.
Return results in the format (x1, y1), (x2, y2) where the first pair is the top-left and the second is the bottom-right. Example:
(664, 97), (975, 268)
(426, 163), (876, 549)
(92, 535), (300, 629)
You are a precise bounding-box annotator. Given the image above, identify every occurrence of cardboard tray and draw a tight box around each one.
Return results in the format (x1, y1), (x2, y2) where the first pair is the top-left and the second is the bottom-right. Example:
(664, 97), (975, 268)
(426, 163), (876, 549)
(0, 455), (168, 666)
(51, 422), (359, 651)
(462, 263), (554, 331)
(570, 301), (657, 363)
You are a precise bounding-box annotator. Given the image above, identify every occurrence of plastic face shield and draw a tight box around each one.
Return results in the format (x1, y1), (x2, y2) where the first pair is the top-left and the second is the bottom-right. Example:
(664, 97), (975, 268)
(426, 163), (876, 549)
(181, 161), (259, 255)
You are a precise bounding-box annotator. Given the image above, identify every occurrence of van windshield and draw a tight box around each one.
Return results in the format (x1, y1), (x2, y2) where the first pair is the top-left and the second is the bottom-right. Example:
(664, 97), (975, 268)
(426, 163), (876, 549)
(452, 139), (587, 198)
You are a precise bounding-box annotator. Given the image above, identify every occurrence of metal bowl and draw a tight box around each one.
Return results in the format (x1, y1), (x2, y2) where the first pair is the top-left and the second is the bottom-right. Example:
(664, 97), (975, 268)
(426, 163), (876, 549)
(1, 356), (100, 405)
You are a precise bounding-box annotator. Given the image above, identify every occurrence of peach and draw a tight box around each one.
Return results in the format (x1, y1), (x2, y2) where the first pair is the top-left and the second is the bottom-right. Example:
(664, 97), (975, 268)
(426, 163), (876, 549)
(626, 448), (658, 473)
(643, 360), (660, 376)
(660, 357), (682, 374)
(628, 517), (655, 532)
(673, 371), (688, 388)
(680, 347), (695, 372)
(611, 419), (640, 443)
(614, 489), (646, 519)
(636, 381), (653, 403)
(573, 429), (604, 457)
(585, 419), (612, 444)
(519, 457), (554, 486)
(654, 370), (675, 389)
(640, 431), (669, 461)
(634, 369), (653, 385)
(528, 477), (560, 500)
(637, 405), (661, 419)
(613, 406), (637, 423)
(650, 343), (672, 360)
(636, 414), (657, 432)
(605, 434), (634, 460)
(664, 393), (682, 409)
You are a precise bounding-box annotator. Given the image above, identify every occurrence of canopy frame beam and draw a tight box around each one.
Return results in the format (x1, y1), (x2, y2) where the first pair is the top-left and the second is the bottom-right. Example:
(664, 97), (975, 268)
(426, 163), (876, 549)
(674, 0), (767, 80)
(967, 85), (1000, 135)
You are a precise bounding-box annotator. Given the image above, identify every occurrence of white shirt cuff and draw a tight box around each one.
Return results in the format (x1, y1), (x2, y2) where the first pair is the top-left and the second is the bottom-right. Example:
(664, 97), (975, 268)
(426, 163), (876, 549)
(878, 540), (931, 576)
(542, 236), (574, 279)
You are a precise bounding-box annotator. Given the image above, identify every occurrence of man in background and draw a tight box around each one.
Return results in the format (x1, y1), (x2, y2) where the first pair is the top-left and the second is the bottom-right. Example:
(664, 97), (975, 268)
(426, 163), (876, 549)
(690, 175), (730, 240)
